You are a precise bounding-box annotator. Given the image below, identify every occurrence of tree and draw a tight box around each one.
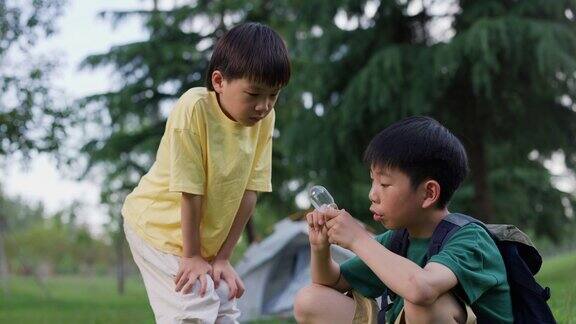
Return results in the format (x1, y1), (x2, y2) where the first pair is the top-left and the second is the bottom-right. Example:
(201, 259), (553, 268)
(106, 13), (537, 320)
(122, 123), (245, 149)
(0, 0), (66, 159)
(73, 0), (575, 265)
(0, 0), (65, 296)
(278, 0), (576, 240)
(0, 186), (49, 296)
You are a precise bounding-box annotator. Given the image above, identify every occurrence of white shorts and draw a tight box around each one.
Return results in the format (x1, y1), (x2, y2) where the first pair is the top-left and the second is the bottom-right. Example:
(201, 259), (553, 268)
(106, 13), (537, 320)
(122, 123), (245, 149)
(124, 222), (240, 324)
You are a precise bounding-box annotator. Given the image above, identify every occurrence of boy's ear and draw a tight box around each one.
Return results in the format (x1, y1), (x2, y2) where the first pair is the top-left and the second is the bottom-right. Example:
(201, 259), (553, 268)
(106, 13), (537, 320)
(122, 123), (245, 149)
(421, 180), (441, 209)
(211, 70), (224, 93)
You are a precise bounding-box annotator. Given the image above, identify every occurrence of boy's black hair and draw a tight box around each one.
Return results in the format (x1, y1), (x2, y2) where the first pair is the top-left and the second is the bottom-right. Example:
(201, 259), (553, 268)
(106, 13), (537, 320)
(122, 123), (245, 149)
(206, 22), (291, 90)
(364, 116), (469, 208)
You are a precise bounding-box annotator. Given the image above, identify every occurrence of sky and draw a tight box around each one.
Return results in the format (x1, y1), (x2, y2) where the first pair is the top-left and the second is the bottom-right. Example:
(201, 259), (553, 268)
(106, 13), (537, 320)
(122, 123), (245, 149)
(1, 1), (575, 234)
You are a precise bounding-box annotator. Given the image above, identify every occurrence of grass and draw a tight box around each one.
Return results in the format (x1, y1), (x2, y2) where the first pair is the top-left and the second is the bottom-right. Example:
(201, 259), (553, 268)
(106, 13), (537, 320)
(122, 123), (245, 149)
(537, 252), (576, 323)
(0, 252), (573, 323)
(0, 276), (154, 324)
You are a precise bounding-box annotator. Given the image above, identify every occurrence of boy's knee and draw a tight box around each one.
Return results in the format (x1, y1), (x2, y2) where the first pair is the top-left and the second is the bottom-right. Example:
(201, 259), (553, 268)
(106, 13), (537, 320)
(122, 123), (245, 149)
(178, 277), (220, 322)
(403, 299), (428, 322)
(214, 280), (230, 301)
(403, 292), (466, 324)
(190, 275), (216, 296)
(294, 284), (323, 321)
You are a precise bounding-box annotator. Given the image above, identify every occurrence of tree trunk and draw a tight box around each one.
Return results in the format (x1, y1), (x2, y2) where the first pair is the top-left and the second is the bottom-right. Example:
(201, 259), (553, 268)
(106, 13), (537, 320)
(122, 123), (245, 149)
(116, 218), (125, 295)
(467, 138), (494, 223)
(0, 213), (9, 297)
(0, 233), (9, 297)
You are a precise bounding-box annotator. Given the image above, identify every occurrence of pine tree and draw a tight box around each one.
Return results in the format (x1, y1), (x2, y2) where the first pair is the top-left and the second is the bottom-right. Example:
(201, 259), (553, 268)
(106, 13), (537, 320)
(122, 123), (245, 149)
(74, 0), (576, 252)
(0, 0), (65, 158)
(0, 0), (64, 297)
(279, 0), (576, 240)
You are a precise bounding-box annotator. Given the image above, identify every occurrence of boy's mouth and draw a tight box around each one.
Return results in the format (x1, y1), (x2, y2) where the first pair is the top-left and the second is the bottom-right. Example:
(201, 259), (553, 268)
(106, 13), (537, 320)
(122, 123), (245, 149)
(370, 208), (384, 222)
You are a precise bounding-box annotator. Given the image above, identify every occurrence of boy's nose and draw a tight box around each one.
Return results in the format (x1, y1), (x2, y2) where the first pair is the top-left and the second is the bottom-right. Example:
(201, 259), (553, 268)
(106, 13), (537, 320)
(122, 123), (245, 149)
(368, 186), (378, 203)
(255, 101), (270, 113)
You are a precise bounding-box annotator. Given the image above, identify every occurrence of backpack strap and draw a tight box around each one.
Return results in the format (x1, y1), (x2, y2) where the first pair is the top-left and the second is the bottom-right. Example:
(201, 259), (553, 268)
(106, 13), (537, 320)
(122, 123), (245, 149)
(378, 229), (408, 324)
(426, 213), (475, 262)
(441, 214), (543, 274)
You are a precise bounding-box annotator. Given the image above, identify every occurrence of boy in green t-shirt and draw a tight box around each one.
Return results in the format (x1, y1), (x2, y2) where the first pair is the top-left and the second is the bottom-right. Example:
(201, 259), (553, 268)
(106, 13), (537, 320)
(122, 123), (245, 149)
(294, 117), (513, 324)
(122, 23), (291, 323)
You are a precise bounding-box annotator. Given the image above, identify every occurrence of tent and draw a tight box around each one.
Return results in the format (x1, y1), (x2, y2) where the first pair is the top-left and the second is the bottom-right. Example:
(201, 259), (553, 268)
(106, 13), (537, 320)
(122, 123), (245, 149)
(236, 218), (356, 322)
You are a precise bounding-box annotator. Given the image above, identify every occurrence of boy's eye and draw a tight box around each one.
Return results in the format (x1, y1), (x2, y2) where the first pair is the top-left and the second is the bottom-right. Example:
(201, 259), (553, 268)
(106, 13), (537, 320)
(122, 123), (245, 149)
(380, 184), (390, 188)
(246, 92), (259, 97)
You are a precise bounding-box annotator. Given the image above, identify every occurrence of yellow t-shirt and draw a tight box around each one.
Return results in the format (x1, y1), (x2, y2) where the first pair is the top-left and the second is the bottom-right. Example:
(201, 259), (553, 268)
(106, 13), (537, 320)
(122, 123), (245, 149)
(122, 87), (273, 259)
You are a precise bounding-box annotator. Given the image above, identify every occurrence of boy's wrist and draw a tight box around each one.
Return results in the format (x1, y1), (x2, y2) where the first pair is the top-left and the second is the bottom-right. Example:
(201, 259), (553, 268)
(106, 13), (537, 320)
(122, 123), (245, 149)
(311, 243), (330, 253)
(182, 252), (201, 259)
(214, 251), (231, 261)
(182, 245), (201, 258)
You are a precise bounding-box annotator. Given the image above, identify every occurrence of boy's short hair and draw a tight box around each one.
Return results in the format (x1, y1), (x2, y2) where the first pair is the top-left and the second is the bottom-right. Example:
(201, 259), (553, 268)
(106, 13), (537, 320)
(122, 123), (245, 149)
(206, 22), (291, 90)
(364, 116), (469, 208)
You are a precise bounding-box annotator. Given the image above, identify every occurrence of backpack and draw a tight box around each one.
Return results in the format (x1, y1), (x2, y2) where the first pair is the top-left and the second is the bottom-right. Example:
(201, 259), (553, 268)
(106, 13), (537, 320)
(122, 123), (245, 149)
(377, 213), (556, 324)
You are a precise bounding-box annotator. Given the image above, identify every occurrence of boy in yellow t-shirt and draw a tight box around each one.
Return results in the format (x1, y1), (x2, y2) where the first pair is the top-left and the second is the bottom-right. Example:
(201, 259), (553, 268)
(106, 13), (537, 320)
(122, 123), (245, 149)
(122, 22), (291, 323)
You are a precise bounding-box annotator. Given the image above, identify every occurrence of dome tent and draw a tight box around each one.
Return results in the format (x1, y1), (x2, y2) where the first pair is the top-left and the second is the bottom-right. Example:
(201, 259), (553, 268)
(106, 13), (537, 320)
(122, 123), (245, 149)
(236, 218), (356, 322)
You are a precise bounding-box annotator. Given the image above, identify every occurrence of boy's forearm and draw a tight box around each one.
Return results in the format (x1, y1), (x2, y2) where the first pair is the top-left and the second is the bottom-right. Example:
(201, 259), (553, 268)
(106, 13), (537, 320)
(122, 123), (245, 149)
(215, 190), (257, 260)
(351, 236), (442, 305)
(181, 193), (203, 257)
(310, 247), (342, 288)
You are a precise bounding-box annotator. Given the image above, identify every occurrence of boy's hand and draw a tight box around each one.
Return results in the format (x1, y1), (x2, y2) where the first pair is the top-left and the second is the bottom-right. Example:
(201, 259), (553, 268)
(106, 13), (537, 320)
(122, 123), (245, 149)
(306, 210), (330, 250)
(212, 258), (245, 300)
(324, 208), (372, 251)
(175, 255), (212, 295)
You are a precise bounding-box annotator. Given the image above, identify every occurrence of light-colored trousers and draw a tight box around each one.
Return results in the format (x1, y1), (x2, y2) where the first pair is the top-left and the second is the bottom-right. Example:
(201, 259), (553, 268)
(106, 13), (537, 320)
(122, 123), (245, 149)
(124, 223), (240, 324)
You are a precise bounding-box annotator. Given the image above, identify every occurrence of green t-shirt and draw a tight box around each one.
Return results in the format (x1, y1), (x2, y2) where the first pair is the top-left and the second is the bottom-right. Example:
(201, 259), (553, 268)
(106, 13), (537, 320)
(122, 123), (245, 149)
(340, 223), (513, 323)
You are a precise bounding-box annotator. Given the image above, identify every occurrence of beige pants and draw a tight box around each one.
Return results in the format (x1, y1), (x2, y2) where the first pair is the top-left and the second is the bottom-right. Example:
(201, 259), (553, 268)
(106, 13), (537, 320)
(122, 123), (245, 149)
(351, 291), (477, 324)
(124, 222), (240, 324)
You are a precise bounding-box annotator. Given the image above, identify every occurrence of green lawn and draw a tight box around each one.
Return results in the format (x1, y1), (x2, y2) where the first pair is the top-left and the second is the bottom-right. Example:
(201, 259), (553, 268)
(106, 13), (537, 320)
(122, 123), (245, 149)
(0, 252), (574, 323)
(0, 276), (154, 324)
(537, 252), (576, 323)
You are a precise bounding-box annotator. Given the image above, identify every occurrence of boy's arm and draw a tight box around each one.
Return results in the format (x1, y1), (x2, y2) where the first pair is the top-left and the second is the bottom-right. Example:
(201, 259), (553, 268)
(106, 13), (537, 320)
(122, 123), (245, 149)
(310, 246), (351, 292)
(215, 190), (257, 260)
(181, 192), (203, 257)
(307, 210), (351, 292)
(324, 208), (458, 306)
(175, 192), (213, 296)
(353, 236), (458, 305)
(211, 190), (257, 300)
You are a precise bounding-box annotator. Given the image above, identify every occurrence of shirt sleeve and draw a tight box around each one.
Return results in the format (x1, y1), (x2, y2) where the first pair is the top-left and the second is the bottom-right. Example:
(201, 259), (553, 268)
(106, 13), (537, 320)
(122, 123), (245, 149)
(428, 223), (507, 304)
(340, 232), (391, 298)
(168, 100), (205, 195)
(245, 110), (274, 192)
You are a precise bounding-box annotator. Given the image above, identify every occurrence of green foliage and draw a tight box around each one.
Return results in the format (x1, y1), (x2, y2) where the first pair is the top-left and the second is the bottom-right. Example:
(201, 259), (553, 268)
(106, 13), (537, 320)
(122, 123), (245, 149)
(0, 189), (46, 232)
(71, 0), (576, 242)
(0, 0), (67, 159)
(5, 224), (113, 275)
(279, 0), (576, 237)
(0, 189), (115, 275)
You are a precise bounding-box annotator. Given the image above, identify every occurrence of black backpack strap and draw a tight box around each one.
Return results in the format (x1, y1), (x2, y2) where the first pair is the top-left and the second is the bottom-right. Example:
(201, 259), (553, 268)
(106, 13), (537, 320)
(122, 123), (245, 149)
(378, 229), (408, 324)
(425, 213), (474, 262)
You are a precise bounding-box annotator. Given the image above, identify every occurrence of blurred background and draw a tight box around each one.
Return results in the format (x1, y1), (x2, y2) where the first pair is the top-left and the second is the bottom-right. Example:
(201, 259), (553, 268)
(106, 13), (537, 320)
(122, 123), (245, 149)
(1, 0), (575, 323)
